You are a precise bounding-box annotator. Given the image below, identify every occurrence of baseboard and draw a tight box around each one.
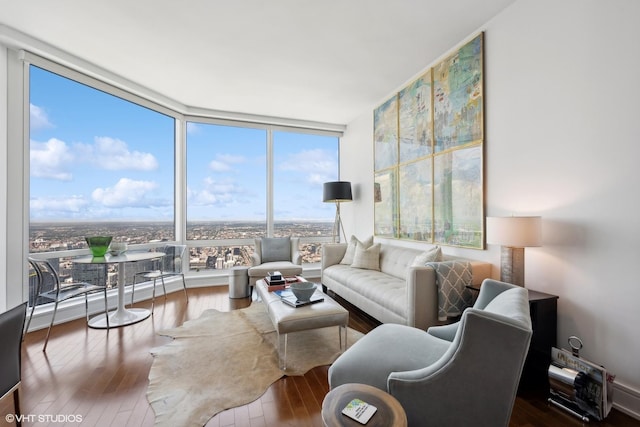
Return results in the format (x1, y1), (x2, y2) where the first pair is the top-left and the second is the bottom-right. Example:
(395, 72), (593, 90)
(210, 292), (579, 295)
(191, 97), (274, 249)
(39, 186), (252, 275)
(613, 380), (640, 420)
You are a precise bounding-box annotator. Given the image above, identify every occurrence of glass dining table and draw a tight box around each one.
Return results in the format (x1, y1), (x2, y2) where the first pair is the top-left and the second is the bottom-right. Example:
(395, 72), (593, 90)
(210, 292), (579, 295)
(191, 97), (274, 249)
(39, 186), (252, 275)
(72, 251), (164, 329)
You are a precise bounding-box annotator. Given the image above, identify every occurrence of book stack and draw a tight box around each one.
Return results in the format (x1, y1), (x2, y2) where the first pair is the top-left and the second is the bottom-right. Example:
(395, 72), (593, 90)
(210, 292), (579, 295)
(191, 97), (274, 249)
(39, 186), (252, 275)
(265, 271), (286, 291)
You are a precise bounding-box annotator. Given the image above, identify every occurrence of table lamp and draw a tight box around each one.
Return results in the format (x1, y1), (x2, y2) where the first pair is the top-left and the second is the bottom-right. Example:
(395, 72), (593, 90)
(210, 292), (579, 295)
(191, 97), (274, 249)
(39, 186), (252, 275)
(323, 181), (352, 243)
(486, 216), (541, 287)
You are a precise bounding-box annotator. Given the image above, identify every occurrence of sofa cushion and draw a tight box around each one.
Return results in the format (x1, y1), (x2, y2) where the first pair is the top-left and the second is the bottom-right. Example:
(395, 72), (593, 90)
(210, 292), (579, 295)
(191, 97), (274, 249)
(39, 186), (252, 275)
(351, 242), (381, 270)
(379, 245), (423, 279)
(323, 264), (407, 318)
(341, 235), (374, 265)
(411, 246), (443, 266)
(260, 237), (291, 263)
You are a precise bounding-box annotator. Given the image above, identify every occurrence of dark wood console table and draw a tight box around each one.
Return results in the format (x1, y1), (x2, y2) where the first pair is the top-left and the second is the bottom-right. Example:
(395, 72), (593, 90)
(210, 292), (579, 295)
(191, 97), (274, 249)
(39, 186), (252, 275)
(520, 289), (559, 390)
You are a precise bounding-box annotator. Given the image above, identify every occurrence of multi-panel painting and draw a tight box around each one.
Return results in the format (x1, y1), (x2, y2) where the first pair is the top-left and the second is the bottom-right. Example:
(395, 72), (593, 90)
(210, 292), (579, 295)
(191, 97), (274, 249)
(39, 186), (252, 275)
(373, 33), (484, 249)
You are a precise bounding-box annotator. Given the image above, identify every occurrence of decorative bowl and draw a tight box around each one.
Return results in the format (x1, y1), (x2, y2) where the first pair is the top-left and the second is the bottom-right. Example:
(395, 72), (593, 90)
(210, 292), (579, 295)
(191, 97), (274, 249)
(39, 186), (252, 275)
(109, 242), (128, 256)
(85, 236), (113, 257)
(290, 281), (316, 302)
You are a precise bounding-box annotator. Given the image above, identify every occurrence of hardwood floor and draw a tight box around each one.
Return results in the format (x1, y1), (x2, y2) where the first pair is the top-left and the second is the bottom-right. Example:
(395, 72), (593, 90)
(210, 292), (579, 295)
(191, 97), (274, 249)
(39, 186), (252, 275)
(3, 286), (638, 427)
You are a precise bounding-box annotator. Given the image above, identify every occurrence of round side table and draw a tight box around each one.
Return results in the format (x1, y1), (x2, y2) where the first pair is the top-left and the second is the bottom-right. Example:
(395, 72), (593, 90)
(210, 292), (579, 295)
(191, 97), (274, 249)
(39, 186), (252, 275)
(321, 383), (407, 427)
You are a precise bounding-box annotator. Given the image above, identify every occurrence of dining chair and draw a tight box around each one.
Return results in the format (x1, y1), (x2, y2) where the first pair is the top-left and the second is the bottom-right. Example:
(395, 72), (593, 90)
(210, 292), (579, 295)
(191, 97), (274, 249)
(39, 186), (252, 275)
(0, 302), (27, 426)
(25, 257), (110, 351)
(130, 244), (188, 313)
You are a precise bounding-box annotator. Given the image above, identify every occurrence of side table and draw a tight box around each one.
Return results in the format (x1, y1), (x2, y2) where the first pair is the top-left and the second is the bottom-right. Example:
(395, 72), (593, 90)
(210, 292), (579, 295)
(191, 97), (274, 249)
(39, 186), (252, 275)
(520, 289), (558, 390)
(321, 383), (407, 427)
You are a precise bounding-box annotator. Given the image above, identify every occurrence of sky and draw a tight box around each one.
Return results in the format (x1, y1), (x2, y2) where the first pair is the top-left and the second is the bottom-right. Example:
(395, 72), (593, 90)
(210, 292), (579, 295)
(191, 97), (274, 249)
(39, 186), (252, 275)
(29, 66), (339, 223)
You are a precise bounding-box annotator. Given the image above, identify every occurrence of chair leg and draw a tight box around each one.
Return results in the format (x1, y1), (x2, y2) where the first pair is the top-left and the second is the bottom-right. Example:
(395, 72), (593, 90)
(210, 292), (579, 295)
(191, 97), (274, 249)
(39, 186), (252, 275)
(130, 276), (138, 308)
(181, 273), (188, 302)
(103, 289), (110, 329)
(160, 275), (167, 300)
(43, 300), (60, 352)
(13, 387), (21, 427)
(151, 278), (157, 314)
(24, 300), (38, 338)
(84, 293), (90, 323)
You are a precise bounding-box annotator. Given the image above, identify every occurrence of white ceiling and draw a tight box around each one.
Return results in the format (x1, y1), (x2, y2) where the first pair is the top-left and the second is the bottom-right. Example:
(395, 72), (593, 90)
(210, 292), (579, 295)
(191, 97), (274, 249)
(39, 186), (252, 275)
(0, 0), (515, 125)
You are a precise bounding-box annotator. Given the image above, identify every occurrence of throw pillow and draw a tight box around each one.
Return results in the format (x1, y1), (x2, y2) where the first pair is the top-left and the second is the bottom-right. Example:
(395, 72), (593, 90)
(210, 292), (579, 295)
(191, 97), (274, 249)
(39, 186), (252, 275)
(411, 246), (443, 267)
(426, 260), (473, 320)
(261, 237), (291, 263)
(351, 242), (381, 270)
(340, 235), (374, 265)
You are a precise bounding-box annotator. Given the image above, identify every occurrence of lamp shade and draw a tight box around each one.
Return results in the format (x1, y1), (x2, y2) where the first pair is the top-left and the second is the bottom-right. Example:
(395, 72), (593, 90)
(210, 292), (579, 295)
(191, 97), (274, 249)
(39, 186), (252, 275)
(323, 181), (352, 202)
(486, 216), (541, 248)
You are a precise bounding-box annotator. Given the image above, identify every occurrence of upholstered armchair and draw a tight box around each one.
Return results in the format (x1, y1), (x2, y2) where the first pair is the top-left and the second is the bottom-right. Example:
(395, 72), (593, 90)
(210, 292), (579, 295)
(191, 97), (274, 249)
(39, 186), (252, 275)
(248, 237), (303, 286)
(328, 279), (532, 427)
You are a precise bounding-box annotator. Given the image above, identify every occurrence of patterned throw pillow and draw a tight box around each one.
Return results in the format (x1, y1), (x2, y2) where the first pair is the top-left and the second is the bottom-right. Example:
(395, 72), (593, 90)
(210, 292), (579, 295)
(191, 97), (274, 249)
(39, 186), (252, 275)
(426, 260), (473, 320)
(411, 246), (443, 266)
(351, 242), (381, 270)
(340, 235), (374, 265)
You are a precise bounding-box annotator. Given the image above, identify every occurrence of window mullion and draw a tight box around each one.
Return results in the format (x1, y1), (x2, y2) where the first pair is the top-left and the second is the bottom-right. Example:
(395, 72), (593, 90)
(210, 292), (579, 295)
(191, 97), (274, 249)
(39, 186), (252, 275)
(266, 127), (274, 237)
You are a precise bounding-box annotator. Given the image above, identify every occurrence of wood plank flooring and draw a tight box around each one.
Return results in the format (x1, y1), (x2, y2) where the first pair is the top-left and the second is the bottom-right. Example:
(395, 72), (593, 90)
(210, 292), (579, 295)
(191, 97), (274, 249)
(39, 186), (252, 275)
(2, 286), (638, 427)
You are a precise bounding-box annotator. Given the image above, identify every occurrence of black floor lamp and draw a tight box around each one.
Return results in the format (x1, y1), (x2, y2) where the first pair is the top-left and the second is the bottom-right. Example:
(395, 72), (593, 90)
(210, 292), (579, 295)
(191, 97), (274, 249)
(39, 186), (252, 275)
(323, 181), (352, 243)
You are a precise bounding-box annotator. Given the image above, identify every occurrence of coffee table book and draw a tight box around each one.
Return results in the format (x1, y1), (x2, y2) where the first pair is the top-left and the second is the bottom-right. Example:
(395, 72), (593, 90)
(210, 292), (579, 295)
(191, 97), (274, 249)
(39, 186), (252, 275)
(264, 276), (286, 291)
(273, 289), (325, 308)
(265, 275), (305, 291)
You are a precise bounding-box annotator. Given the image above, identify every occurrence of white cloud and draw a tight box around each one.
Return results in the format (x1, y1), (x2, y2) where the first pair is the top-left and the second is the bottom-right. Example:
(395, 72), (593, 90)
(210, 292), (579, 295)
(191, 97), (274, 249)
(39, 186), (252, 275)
(208, 153), (246, 172)
(279, 148), (337, 183)
(30, 138), (74, 180)
(30, 104), (53, 130)
(30, 195), (88, 213)
(92, 178), (159, 208)
(209, 160), (231, 172)
(76, 137), (158, 171)
(189, 177), (244, 206)
(186, 122), (201, 135)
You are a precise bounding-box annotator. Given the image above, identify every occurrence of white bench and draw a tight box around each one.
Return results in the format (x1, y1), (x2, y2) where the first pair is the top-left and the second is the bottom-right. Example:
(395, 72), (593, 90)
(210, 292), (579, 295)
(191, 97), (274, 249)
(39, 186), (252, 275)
(255, 278), (349, 369)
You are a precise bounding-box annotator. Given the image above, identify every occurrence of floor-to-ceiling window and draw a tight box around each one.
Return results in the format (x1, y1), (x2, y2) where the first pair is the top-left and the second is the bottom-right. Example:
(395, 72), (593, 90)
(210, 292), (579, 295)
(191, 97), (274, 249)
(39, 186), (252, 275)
(273, 130), (340, 263)
(185, 122), (267, 270)
(24, 56), (342, 309)
(28, 64), (176, 306)
(186, 121), (339, 271)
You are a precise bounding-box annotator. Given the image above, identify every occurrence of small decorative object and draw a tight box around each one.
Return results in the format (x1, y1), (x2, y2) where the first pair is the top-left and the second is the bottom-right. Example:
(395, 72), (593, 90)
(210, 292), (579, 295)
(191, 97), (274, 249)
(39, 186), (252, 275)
(85, 236), (112, 257)
(109, 242), (128, 256)
(289, 281), (316, 302)
(342, 398), (378, 424)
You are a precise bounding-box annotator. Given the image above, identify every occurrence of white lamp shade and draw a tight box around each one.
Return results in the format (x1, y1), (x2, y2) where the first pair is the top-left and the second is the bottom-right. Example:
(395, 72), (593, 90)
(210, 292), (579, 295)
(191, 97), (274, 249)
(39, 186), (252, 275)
(486, 216), (542, 247)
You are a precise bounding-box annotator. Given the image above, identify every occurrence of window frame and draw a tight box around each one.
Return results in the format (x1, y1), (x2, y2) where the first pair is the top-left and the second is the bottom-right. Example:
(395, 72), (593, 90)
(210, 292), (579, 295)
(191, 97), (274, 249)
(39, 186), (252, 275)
(19, 52), (344, 295)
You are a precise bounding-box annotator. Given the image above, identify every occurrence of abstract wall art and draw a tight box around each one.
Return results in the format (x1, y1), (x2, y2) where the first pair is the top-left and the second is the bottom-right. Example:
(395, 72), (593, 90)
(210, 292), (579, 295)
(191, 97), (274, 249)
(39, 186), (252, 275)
(373, 33), (484, 249)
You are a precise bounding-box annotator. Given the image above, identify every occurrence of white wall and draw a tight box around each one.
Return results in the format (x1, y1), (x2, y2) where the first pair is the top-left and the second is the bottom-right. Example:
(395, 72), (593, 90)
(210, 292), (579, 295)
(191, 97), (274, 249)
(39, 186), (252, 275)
(341, 0), (640, 417)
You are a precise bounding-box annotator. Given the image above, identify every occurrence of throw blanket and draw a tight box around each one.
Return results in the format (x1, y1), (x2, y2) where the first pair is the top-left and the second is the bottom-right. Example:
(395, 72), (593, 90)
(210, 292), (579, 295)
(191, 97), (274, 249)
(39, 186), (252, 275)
(426, 261), (474, 320)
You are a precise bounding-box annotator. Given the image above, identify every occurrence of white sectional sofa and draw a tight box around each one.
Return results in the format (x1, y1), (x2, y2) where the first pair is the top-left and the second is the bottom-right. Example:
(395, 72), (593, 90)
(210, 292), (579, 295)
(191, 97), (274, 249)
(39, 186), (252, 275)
(321, 241), (492, 330)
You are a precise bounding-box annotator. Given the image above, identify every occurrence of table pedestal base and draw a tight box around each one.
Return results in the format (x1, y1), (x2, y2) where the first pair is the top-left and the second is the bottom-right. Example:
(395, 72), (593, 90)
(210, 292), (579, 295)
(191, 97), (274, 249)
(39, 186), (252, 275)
(88, 307), (151, 329)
